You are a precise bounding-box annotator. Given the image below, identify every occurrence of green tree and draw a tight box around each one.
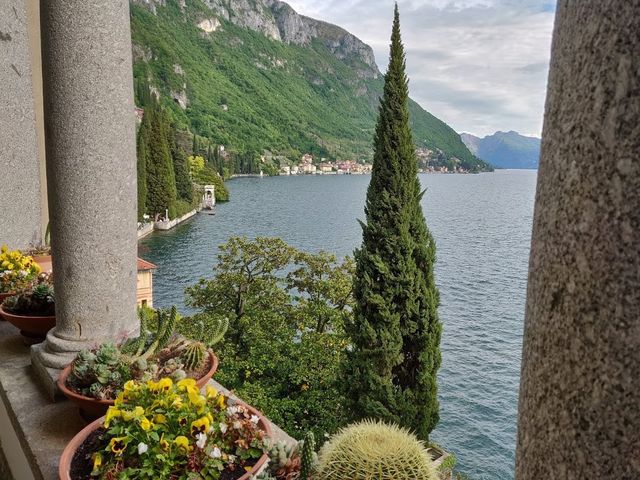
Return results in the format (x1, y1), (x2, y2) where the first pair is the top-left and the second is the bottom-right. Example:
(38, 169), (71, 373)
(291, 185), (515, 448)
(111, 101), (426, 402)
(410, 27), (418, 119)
(341, 5), (442, 441)
(184, 236), (353, 442)
(145, 104), (177, 219)
(136, 110), (150, 220)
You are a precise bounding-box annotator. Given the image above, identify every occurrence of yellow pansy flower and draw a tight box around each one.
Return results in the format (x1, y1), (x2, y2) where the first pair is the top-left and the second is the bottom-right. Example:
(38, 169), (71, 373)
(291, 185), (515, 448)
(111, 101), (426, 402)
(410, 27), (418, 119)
(154, 414), (167, 424)
(216, 394), (226, 409)
(103, 407), (121, 428)
(91, 453), (102, 475)
(205, 385), (218, 400)
(160, 434), (170, 451)
(114, 392), (125, 408)
(177, 378), (197, 391)
(158, 377), (173, 391)
(191, 417), (211, 437)
(139, 416), (153, 431)
(108, 437), (128, 455)
(174, 435), (191, 454)
(123, 380), (138, 393)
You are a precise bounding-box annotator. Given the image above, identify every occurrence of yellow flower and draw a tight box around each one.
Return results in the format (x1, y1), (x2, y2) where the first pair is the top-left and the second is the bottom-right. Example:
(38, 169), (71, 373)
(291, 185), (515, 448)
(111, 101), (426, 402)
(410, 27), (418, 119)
(177, 378), (197, 391)
(114, 392), (125, 408)
(108, 437), (128, 456)
(139, 416), (153, 431)
(123, 380), (138, 393)
(205, 385), (218, 400)
(188, 391), (207, 413)
(121, 406), (144, 422)
(158, 377), (173, 392)
(160, 434), (170, 451)
(171, 396), (184, 408)
(104, 407), (121, 428)
(91, 453), (102, 475)
(216, 394), (226, 409)
(191, 417), (211, 437)
(174, 435), (191, 454)
(154, 414), (167, 424)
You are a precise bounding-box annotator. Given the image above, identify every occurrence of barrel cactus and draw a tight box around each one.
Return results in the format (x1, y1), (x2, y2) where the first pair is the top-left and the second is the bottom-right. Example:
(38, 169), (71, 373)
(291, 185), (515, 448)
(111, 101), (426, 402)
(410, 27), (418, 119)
(181, 341), (206, 371)
(317, 420), (436, 480)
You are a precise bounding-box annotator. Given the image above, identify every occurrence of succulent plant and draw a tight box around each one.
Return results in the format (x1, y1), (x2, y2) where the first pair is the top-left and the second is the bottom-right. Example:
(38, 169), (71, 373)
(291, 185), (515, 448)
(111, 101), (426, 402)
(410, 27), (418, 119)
(3, 273), (55, 316)
(299, 431), (316, 480)
(256, 441), (302, 480)
(181, 341), (206, 371)
(316, 420), (437, 480)
(68, 342), (134, 400)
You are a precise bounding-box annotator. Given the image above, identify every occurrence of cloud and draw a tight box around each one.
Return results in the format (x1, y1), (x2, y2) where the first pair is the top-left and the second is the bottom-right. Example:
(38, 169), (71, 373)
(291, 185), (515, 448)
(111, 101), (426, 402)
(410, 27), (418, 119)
(286, 0), (556, 136)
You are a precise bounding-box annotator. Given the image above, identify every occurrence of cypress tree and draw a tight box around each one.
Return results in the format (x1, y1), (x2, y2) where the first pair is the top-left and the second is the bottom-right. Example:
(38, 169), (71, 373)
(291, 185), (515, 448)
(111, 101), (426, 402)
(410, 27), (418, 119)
(145, 104), (177, 219)
(342, 5), (442, 442)
(136, 110), (150, 220)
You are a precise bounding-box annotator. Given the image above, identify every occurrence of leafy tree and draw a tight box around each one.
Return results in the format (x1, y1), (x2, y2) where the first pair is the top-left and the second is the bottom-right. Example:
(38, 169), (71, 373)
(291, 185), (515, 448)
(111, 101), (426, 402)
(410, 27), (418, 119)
(187, 236), (296, 347)
(287, 251), (355, 334)
(341, 6), (442, 442)
(185, 237), (354, 442)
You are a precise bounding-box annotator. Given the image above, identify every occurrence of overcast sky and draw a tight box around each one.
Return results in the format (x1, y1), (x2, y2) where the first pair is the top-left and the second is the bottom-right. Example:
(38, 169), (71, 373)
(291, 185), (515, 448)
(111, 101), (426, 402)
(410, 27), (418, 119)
(286, 0), (556, 137)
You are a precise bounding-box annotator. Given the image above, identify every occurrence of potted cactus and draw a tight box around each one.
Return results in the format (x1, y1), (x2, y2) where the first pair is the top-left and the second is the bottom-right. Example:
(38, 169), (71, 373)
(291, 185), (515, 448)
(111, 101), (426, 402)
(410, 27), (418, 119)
(59, 377), (272, 480)
(0, 272), (55, 344)
(256, 431), (316, 480)
(0, 244), (41, 302)
(58, 306), (227, 419)
(316, 420), (438, 480)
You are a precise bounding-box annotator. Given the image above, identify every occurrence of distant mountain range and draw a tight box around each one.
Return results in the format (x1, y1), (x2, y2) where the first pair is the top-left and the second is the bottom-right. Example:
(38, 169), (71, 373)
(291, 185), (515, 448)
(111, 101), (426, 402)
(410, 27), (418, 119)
(460, 131), (541, 169)
(128, 0), (491, 171)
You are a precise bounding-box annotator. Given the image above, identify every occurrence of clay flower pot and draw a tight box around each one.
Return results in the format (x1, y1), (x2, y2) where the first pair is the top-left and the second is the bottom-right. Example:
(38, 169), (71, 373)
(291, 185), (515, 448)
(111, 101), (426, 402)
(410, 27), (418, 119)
(58, 351), (219, 420)
(0, 305), (55, 345)
(0, 293), (14, 320)
(58, 398), (272, 480)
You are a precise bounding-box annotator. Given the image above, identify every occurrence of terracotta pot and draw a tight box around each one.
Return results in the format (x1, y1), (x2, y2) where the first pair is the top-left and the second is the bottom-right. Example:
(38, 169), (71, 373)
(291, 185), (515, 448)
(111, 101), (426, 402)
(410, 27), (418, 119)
(58, 351), (219, 420)
(0, 293), (14, 320)
(58, 397), (272, 480)
(0, 305), (55, 345)
(33, 254), (53, 272)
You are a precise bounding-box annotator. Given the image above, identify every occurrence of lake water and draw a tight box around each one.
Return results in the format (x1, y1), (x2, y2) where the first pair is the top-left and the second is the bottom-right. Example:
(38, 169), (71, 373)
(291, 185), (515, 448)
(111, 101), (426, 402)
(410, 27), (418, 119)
(139, 169), (537, 479)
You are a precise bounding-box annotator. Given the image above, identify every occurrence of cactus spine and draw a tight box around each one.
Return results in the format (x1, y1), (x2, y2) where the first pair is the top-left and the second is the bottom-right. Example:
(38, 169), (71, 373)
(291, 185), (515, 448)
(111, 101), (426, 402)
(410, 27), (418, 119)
(317, 420), (437, 480)
(299, 431), (316, 480)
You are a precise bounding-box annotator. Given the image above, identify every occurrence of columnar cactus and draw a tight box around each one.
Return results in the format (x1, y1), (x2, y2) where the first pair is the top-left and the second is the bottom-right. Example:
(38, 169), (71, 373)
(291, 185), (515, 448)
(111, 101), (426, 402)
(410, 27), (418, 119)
(317, 420), (437, 480)
(299, 431), (316, 480)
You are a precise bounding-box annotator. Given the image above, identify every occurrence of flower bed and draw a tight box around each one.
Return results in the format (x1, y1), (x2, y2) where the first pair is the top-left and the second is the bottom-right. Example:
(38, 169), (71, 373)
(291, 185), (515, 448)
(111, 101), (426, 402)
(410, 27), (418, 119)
(60, 378), (271, 480)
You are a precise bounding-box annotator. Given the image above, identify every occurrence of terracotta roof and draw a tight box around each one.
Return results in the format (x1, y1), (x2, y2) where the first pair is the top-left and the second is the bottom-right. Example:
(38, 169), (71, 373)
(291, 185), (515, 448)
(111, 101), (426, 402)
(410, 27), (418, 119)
(137, 258), (157, 271)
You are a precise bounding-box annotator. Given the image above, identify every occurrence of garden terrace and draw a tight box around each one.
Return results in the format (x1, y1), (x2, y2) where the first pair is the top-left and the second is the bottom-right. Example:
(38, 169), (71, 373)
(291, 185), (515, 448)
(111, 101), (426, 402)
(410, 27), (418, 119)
(1, 0), (639, 479)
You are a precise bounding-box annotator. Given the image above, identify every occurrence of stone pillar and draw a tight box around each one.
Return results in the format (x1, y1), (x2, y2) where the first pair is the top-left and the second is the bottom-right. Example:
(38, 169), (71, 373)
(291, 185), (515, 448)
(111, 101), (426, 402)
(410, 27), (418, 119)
(0, 0), (44, 249)
(31, 0), (139, 398)
(515, 2), (640, 479)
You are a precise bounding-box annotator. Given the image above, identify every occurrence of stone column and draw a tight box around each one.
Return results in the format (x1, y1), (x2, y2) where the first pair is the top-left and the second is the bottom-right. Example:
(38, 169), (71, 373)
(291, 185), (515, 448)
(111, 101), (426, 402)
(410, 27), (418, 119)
(31, 0), (139, 398)
(516, 2), (640, 479)
(0, 0), (44, 249)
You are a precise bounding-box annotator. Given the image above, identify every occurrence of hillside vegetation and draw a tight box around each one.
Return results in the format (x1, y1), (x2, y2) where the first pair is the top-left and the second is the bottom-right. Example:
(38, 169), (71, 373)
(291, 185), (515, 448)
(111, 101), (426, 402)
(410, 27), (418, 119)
(130, 0), (490, 171)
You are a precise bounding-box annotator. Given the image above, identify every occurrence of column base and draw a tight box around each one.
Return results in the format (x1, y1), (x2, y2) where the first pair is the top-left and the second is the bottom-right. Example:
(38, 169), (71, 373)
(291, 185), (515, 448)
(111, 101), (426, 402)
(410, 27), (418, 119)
(30, 328), (90, 401)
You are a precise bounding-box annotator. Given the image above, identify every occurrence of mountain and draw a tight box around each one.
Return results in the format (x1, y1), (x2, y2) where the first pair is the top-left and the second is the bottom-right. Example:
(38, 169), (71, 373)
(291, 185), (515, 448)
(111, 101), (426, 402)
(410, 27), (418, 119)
(460, 131), (540, 169)
(129, 0), (491, 171)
